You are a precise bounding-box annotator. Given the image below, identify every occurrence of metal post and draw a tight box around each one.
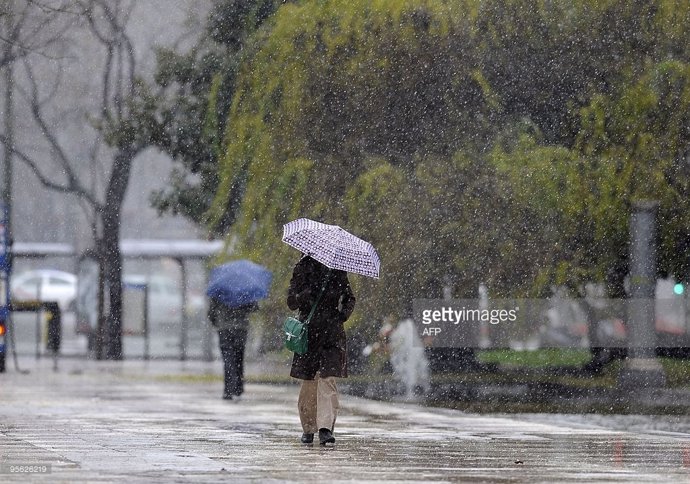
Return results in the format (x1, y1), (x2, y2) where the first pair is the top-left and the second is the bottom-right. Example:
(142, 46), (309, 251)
(679, 281), (686, 333)
(478, 283), (490, 349)
(143, 283), (149, 361)
(2, 19), (13, 245)
(202, 268), (213, 362)
(0, 202), (11, 372)
(3, 12), (17, 371)
(95, 256), (105, 360)
(35, 280), (42, 360)
(683, 276), (689, 334)
(177, 258), (188, 361)
(618, 200), (666, 388)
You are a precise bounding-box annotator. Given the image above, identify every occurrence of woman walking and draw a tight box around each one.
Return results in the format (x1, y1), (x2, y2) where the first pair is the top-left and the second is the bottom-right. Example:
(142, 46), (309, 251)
(287, 255), (356, 445)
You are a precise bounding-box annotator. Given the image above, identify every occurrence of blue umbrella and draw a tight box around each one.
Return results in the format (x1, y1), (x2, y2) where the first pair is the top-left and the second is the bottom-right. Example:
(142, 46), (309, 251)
(206, 260), (272, 308)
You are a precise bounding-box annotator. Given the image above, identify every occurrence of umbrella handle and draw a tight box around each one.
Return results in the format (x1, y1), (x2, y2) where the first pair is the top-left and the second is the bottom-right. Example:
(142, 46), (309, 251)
(304, 270), (331, 325)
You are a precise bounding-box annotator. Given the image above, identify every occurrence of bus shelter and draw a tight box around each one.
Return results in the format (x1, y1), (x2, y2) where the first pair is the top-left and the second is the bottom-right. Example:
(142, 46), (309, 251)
(77, 239), (229, 361)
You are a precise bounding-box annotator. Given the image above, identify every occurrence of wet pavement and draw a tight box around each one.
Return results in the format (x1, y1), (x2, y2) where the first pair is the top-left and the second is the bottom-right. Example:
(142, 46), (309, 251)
(1, 358), (690, 483)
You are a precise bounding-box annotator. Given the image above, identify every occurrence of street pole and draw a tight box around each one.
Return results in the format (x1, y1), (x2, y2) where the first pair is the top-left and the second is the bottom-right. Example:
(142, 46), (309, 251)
(3, 36), (17, 371)
(201, 268), (213, 362)
(143, 283), (149, 361)
(177, 258), (188, 361)
(2, 3), (13, 237)
(618, 200), (666, 388)
(36, 281), (42, 360)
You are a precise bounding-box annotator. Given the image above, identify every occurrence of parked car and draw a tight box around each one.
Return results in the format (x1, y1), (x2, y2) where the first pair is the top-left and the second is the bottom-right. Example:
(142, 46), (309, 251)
(11, 269), (78, 312)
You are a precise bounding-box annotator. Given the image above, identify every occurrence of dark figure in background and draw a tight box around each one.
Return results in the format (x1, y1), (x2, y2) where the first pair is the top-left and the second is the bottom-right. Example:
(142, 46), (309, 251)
(208, 299), (257, 400)
(287, 255), (356, 445)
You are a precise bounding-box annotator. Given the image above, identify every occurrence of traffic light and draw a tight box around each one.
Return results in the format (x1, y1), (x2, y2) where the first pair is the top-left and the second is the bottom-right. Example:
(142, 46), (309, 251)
(674, 283), (685, 295)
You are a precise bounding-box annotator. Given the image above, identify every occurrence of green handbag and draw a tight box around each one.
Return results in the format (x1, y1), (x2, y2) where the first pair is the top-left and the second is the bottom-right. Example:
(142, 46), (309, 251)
(283, 316), (309, 354)
(283, 274), (329, 355)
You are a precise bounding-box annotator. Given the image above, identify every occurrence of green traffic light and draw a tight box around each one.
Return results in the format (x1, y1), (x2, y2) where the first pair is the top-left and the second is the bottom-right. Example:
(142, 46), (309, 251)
(674, 283), (685, 295)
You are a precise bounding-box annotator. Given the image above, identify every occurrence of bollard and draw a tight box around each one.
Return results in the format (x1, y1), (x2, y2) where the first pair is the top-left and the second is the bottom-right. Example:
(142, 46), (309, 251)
(46, 302), (61, 353)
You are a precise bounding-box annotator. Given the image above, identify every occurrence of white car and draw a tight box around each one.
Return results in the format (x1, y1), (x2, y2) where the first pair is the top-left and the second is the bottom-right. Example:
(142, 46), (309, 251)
(11, 269), (78, 312)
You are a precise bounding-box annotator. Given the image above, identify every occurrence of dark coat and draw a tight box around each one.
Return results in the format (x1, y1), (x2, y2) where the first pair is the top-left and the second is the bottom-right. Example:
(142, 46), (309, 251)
(208, 299), (257, 331)
(287, 256), (356, 379)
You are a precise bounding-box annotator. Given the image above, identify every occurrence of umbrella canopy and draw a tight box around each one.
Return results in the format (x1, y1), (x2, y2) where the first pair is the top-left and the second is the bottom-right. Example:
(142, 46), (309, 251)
(206, 260), (272, 308)
(282, 218), (380, 279)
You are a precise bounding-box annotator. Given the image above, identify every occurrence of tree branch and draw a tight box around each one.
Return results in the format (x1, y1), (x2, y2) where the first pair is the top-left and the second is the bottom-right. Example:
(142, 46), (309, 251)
(87, 0), (137, 118)
(17, 58), (101, 208)
(0, 133), (102, 209)
(0, 0), (78, 68)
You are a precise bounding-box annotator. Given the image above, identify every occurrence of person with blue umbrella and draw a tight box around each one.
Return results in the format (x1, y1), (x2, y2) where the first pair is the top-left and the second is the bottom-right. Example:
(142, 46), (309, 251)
(206, 260), (272, 400)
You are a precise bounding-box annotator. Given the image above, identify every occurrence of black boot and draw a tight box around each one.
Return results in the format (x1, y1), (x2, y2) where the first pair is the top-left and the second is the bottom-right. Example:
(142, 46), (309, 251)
(300, 433), (314, 444)
(319, 428), (335, 445)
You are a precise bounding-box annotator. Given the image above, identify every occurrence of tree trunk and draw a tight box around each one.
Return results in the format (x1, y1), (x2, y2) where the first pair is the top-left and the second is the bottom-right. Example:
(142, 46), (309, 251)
(102, 147), (136, 360)
(102, 219), (123, 359)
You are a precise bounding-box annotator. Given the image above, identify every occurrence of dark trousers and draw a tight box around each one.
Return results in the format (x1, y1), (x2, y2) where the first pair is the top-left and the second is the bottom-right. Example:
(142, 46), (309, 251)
(218, 327), (248, 397)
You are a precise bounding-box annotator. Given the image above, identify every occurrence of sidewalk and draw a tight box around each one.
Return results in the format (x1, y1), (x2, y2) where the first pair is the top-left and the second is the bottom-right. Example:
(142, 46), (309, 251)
(1, 357), (690, 482)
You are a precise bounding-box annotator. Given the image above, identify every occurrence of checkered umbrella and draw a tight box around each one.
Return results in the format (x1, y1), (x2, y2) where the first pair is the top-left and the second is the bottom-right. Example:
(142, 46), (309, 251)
(282, 218), (380, 279)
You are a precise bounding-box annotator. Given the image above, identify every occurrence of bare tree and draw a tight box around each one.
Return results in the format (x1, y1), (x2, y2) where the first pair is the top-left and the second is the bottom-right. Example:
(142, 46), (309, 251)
(0, 0), (156, 359)
(0, 0), (77, 69)
(1, 2), (77, 373)
(2, 0), (77, 229)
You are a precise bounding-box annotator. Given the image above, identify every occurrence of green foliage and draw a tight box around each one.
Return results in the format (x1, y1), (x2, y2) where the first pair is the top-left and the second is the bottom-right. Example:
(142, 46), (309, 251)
(207, 0), (493, 340)
(147, 0), (284, 231)
(208, 0), (690, 343)
(577, 60), (690, 284)
(344, 160), (416, 329)
(147, 43), (236, 226)
(207, 0), (276, 48)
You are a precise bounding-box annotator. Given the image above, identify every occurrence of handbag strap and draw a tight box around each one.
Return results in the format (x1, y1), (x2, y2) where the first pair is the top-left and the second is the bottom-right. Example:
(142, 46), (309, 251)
(304, 269), (331, 325)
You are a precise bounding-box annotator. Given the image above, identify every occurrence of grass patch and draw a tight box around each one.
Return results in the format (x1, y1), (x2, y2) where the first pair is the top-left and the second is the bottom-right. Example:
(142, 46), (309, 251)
(427, 363), (621, 389)
(246, 374), (296, 385)
(152, 373), (222, 384)
(660, 358), (690, 387)
(476, 349), (690, 388)
(477, 348), (592, 367)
